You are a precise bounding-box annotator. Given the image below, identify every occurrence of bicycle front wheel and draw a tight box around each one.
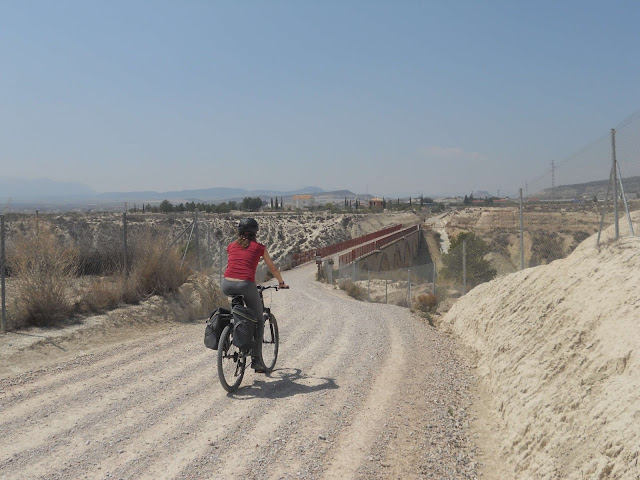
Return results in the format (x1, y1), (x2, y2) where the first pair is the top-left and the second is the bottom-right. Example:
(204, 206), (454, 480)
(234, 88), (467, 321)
(217, 324), (246, 392)
(261, 313), (279, 373)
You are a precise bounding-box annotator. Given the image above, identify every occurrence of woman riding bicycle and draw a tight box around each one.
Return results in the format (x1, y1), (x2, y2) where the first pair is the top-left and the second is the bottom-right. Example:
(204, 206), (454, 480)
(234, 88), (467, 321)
(221, 217), (288, 373)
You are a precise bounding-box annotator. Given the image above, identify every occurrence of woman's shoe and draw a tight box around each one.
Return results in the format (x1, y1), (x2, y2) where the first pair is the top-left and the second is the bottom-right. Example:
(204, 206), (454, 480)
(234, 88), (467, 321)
(251, 357), (267, 373)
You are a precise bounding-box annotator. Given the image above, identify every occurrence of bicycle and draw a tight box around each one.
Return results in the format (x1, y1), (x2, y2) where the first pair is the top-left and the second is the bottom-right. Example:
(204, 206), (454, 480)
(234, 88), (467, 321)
(217, 284), (285, 392)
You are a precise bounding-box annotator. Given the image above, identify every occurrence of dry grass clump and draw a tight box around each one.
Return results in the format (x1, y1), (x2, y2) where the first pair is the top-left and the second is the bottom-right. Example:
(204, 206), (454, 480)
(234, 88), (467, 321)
(340, 280), (367, 300)
(9, 222), (77, 328)
(414, 293), (438, 313)
(75, 229), (192, 313)
(80, 276), (125, 313)
(124, 230), (192, 302)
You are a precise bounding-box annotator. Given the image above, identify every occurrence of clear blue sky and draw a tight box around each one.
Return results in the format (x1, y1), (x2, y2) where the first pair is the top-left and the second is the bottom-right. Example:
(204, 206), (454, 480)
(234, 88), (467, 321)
(2, 1), (640, 197)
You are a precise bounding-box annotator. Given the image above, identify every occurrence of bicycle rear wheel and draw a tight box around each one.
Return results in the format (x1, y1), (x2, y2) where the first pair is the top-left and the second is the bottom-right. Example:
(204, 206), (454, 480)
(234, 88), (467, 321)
(217, 324), (246, 392)
(261, 313), (279, 373)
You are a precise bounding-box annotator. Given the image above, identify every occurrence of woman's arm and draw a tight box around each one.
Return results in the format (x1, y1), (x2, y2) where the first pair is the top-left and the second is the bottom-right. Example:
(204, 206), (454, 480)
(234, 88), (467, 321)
(262, 249), (288, 288)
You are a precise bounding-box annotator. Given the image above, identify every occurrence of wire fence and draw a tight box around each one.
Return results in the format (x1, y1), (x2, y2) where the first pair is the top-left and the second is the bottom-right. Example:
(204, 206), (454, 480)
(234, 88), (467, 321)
(0, 211), (301, 332)
(328, 110), (640, 313)
(3, 111), (639, 329)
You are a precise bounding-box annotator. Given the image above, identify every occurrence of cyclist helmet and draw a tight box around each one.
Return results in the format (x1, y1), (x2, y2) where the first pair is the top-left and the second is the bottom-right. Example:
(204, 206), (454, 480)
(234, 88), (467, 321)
(238, 217), (259, 236)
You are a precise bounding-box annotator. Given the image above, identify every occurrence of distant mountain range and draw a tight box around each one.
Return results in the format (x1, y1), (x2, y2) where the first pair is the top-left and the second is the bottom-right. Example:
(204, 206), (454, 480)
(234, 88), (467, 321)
(0, 178), (328, 201)
(0, 178), (372, 211)
(534, 176), (640, 199)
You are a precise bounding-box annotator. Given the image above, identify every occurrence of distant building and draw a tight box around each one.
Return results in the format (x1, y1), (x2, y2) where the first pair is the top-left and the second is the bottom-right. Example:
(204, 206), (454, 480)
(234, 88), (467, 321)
(369, 198), (384, 208)
(292, 194), (314, 209)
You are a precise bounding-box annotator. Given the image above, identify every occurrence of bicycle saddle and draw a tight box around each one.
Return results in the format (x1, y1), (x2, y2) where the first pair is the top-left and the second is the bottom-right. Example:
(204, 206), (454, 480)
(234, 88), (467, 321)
(230, 295), (245, 308)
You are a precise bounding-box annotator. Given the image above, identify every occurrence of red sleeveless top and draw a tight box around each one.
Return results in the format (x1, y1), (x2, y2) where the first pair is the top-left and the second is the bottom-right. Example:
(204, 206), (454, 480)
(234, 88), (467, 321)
(224, 240), (265, 282)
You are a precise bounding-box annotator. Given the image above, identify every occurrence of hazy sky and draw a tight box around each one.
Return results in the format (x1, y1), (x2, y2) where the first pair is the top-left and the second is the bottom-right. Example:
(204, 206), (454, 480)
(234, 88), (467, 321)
(2, 1), (640, 197)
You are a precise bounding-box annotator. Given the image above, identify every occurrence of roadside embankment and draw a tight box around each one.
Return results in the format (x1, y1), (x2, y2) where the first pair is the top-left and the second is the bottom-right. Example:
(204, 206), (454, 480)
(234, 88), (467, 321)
(439, 226), (640, 479)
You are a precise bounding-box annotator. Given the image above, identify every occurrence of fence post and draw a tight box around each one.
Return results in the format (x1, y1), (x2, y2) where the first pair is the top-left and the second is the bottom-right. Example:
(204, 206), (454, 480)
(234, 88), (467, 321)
(432, 262), (436, 294)
(1, 214), (5, 333)
(219, 240), (223, 286)
(206, 223), (211, 268)
(520, 188), (525, 270)
(353, 261), (357, 282)
(384, 270), (388, 304)
(367, 269), (370, 300)
(194, 210), (201, 270)
(408, 267), (412, 307)
(462, 240), (467, 294)
(611, 129), (619, 239)
(122, 212), (128, 276)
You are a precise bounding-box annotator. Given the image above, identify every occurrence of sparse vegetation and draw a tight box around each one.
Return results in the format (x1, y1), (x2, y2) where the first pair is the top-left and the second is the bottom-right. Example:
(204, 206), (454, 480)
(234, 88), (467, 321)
(414, 293), (438, 313)
(530, 231), (564, 266)
(9, 221), (78, 328)
(340, 280), (367, 300)
(125, 229), (192, 301)
(441, 232), (497, 287)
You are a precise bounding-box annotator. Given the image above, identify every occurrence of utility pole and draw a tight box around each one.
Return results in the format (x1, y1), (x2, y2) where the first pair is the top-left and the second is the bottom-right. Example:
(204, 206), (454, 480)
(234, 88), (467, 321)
(551, 160), (556, 199)
(1, 214), (5, 333)
(519, 188), (524, 270)
(612, 129), (619, 239)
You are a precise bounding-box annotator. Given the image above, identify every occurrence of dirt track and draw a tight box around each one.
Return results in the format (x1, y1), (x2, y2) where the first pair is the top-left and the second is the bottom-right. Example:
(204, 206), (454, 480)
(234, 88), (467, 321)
(0, 263), (479, 480)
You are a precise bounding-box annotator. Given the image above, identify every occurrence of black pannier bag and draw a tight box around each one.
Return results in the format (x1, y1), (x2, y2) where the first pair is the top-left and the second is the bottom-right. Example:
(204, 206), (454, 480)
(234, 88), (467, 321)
(204, 307), (232, 350)
(231, 305), (257, 349)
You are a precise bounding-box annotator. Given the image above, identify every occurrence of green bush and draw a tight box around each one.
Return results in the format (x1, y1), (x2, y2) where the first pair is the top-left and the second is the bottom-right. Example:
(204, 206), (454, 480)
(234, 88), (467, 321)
(441, 232), (497, 287)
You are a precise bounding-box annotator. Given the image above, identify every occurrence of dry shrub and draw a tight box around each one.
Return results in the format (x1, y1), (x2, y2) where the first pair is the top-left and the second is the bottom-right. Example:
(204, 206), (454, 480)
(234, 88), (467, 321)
(9, 222), (77, 328)
(124, 230), (192, 303)
(414, 293), (438, 313)
(80, 276), (124, 313)
(340, 280), (366, 300)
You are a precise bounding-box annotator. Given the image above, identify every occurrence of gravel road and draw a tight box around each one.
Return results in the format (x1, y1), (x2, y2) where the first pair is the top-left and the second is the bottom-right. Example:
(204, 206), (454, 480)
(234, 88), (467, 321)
(0, 263), (479, 480)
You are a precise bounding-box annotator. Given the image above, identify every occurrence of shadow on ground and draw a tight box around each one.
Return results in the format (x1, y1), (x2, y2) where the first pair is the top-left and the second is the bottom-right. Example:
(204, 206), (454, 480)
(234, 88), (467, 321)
(230, 367), (338, 399)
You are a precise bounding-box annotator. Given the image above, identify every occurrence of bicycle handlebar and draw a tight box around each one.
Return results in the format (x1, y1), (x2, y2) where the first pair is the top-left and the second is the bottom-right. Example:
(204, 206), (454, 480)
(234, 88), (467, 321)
(258, 284), (289, 292)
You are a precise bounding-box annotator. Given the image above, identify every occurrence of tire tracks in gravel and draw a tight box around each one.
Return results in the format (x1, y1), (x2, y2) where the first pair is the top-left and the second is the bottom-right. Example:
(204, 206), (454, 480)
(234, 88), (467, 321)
(0, 262), (480, 480)
(117, 289), (351, 479)
(0, 333), (189, 434)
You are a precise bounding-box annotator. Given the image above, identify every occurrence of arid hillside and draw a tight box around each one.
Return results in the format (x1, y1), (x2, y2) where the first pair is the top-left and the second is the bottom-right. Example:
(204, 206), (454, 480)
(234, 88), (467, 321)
(443, 203), (636, 275)
(1, 210), (422, 270)
(439, 216), (640, 479)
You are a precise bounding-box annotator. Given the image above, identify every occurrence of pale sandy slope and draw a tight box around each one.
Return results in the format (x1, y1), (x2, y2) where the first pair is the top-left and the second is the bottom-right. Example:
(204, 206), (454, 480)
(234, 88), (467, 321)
(0, 262), (478, 480)
(440, 218), (640, 479)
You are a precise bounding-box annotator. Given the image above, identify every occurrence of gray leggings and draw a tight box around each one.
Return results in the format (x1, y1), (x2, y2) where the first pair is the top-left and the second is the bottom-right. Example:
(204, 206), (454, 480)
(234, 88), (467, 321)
(220, 278), (264, 360)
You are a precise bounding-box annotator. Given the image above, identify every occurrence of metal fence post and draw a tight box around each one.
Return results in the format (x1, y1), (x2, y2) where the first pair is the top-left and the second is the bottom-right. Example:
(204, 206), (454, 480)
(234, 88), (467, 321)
(408, 267), (412, 307)
(206, 223), (211, 268)
(353, 261), (357, 282)
(219, 240), (223, 286)
(520, 188), (525, 270)
(194, 210), (201, 270)
(1, 214), (6, 333)
(385, 270), (388, 304)
(612, 129), (619, 240)
(432, 263), (436, 294)
(462, 240), (467, 293)
(367, 269), (370, 301)
(122, 212), (128, 276)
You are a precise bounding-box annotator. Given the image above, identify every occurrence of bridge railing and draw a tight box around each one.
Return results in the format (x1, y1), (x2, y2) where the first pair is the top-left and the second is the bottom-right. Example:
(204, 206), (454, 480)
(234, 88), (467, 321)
(338, 224), (420, 266)
(290, 224), (402, 267)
